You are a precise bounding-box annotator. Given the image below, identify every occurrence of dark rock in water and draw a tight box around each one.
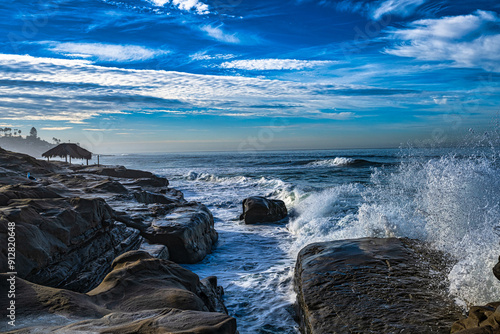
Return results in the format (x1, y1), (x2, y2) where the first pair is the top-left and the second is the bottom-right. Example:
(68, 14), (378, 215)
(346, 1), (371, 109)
(144, 202), (218, 263)
(239, 196), (287, 224)
(0, 251), (237, 333)
(451, 302), (500, 333)
(294, 237), (463, 334)
(200, 276), (229, 315)
(0, 195), (142, 292)
(493, 256), (500, 282)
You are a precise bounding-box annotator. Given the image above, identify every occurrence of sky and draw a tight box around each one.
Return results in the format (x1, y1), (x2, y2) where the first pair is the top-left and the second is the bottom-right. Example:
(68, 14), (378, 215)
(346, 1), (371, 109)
(0, 0), (499, 153)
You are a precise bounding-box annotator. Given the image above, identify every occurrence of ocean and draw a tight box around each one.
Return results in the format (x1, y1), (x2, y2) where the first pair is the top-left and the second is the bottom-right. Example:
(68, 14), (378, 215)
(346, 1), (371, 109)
(103, 146), (500, 333)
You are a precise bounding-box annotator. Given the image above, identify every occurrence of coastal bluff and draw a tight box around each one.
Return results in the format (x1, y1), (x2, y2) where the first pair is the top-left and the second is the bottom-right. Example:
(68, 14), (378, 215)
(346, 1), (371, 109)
(294, 237), (464, 333)
(0, 147), (235, 333)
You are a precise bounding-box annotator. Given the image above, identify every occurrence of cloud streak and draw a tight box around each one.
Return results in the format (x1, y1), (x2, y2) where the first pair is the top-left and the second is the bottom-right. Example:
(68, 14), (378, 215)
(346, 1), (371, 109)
(200, 25), (240, 44)
(0, 54), (422, 124)
(47, 42), (170, 62)
(41, 127), (73, 130)
(335, 0), (428, 19)
(146, 0), (210, 14)
(385, 10), (500, 72)
(219, 59), (337, 70)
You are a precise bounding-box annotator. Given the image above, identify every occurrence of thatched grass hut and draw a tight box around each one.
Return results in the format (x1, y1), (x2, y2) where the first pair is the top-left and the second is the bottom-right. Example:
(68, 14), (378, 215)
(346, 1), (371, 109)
(42, 143), (92, 165)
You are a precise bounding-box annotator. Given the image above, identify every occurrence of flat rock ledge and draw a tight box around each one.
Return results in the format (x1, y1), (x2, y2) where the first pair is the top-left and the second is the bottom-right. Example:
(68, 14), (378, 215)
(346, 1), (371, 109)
(0, 251), (236, 333)
(0, 148), (219, 292)
(294, 237), (463, 334)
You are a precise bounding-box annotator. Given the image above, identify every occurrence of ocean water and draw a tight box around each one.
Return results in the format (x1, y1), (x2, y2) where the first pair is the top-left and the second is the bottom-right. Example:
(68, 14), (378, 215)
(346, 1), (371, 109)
(103, 146), (500, 333)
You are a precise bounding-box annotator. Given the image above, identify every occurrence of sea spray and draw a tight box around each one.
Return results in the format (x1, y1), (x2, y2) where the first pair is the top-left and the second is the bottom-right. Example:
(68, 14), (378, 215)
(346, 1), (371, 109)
(289, 149), (500, 307)
(104, 148), (498, 332)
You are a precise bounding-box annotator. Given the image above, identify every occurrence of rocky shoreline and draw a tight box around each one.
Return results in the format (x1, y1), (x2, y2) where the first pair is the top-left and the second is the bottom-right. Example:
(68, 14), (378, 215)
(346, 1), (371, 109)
(0, 147), (235, 333)
(1, 147), (498, 333)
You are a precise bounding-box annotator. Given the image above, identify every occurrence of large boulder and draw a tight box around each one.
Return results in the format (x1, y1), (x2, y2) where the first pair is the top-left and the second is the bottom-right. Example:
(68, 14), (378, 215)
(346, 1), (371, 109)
(294, 237), (463, 334)
(0, 251), (236, 333)
(239, 196), (287, 224)
(144, 202), (218, 263)
(0, 193), (142, 292)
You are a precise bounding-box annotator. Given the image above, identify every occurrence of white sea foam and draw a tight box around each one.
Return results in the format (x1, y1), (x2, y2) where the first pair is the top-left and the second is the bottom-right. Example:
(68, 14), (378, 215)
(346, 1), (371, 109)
(309, 157), (355, 166)
(290, 151), (500, 307)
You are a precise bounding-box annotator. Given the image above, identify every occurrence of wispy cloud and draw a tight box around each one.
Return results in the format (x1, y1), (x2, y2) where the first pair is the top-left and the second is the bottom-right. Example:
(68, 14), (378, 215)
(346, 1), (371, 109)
(48, 42), (170, 62)
(41, 127), (73, 130)
(200, 25), (240, 44)
(335, 0), (428, 19)
(219, 59), (337, 70)
(146, 0), (210, 14)
(0, 53), (493, 128)
(385, 10), (500, 72)
(316, 111), (357, 120)
(190, 52), (236, 61)
(372, 0), (426, 19)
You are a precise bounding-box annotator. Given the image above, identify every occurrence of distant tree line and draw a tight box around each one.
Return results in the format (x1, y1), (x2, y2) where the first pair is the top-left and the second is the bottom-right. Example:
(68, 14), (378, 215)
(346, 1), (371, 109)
(0, 127), (61, 143)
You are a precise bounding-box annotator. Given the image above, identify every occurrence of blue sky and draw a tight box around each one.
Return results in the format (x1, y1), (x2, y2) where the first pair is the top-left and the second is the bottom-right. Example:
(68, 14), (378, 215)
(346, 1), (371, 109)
(0, 0), (499, 153)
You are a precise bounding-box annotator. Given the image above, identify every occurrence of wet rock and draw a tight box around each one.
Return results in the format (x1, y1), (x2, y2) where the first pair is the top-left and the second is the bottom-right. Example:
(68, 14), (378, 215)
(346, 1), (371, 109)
(139, 239), (170, 260)
(90, 179), (129, 194)
(294, 237), (463, 334)
(129, 177), (169, 188)
(0, 147), (57, 179)
(451, 302), (500, 333)
(239, 196), (287, 224)
(0, 184), (61, 206)
(144, 202), (218, 263)
(0, 251), (236, 333)
(0, 196), (142, 292)
(493, 256), (500, 281)
(133, 190), (177, 205)
(81, 166), (168, 186)
(200, 276), (229, 315)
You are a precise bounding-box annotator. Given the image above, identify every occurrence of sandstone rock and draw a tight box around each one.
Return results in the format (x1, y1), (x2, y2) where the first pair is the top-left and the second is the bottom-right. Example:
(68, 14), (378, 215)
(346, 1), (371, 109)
(0, 184), (61, 206)
(239, 196), (287, 224)
(200, 276), (229, 315)
(0, 147), (56, 176)
(90, 179), (129, 194)
(451, 302), (500, 333)
(294, 237), (463, 334)
(0, 196), (142, 292)
(81, 166), (168, 186)
(133, 190), (177, 204)
(0, 251), (236, 333)
(139, 239), (170, 260)
(144, 202), (218, 263)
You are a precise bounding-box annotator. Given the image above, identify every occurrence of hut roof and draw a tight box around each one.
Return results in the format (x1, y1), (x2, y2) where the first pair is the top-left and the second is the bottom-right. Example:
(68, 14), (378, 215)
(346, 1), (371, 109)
(42, 143), (92, 160)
